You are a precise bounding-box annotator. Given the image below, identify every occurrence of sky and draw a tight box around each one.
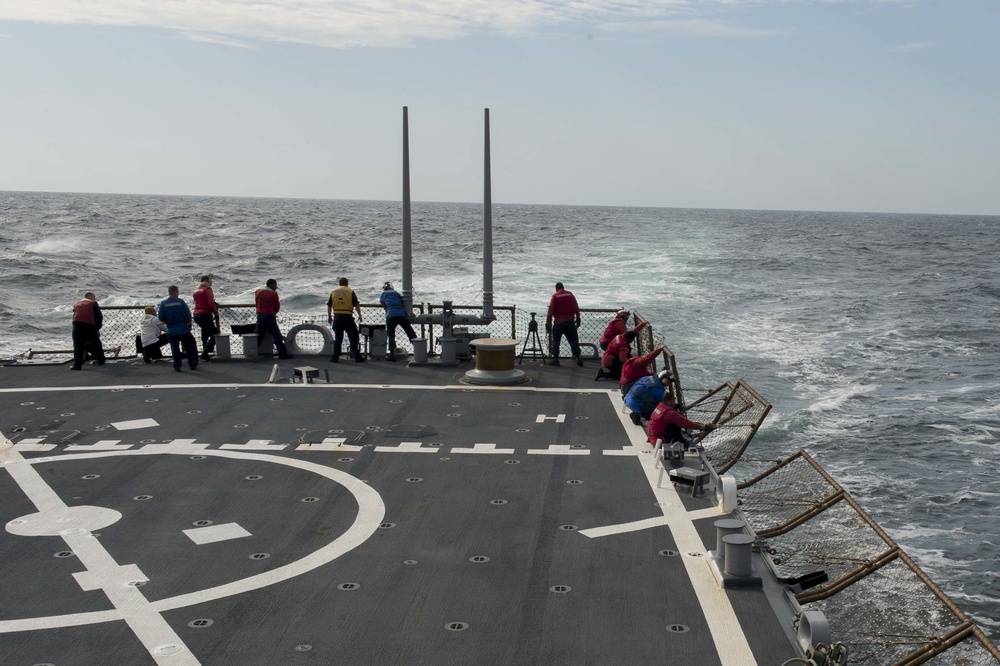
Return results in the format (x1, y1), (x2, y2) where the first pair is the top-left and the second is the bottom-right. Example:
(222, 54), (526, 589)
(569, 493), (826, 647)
(1, 0), (998, 214)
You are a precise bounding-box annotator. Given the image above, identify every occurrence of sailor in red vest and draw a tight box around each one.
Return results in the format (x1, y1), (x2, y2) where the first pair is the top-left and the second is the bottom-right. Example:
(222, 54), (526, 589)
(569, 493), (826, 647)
(545, 282), (583, 367)
(255, 279), (292, 359)
(193, 275), (219, 362)
(598, 310), (648, 351)
(597, 330), (636, 380)
(71, 291), (105, 370)
(619, 345), (666, 397)
(646, 393), (716, 449)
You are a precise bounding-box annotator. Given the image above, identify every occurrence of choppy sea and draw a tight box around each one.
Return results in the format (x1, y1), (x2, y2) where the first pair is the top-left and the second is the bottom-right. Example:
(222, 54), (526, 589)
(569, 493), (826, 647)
(1, 191), (998, 635)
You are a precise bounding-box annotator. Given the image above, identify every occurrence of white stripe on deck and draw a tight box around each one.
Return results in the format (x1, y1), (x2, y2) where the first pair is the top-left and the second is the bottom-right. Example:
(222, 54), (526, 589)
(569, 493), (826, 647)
(451, 443), (515, 454)
(295, 438), (363, 451)
(526, 444), (590, 455)
(373, 441), (437, 453)
(604, 393), (757, 666)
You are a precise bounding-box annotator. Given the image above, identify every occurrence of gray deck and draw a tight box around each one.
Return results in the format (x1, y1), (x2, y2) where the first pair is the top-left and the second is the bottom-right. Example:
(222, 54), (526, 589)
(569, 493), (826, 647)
(0, 356), (796, 665)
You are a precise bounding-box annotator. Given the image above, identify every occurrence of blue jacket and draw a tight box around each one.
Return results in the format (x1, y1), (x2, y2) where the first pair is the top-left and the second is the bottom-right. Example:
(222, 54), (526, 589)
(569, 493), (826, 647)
(379, 289), (408, 319)
(624, 375), (665, 413)
(158, 296), (192, 335)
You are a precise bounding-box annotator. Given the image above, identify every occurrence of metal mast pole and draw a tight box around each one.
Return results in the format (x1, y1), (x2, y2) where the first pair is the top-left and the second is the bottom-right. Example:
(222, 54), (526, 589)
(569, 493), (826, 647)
(402, 106), (413, 313)
(482, 108), (494, 319)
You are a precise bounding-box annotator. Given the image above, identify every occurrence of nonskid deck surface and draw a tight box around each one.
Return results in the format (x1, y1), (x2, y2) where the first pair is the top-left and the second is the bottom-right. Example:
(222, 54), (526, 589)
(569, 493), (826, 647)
(0, 359), (794, 665)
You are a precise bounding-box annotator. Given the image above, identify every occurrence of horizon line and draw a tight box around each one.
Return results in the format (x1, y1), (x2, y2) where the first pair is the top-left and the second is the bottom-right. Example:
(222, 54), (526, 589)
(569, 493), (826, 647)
(2, 188), (997, 219)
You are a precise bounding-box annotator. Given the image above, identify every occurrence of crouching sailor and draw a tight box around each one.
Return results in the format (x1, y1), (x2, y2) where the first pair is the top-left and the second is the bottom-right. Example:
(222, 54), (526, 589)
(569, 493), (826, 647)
(598, 309), (647, 351)
(624, 370), (673, 426)
(646, 393), (716, 451)
(139, 305), (169, 363)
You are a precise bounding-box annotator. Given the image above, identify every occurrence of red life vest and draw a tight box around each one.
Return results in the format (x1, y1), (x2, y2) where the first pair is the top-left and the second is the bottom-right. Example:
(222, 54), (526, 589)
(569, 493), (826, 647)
(73, 299), (97, 325)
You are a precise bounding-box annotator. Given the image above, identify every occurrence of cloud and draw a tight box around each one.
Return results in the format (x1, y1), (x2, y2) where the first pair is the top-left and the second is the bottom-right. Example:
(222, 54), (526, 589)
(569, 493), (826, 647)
(602, 19), (793, 38)
(891, 41), (935, 53)
(0, 1), (884, 49)
(179, 31), (255, 49)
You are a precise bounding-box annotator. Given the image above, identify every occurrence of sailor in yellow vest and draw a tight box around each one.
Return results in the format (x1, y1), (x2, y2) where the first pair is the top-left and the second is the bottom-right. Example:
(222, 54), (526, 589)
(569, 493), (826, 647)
(327, 277), (365, 363)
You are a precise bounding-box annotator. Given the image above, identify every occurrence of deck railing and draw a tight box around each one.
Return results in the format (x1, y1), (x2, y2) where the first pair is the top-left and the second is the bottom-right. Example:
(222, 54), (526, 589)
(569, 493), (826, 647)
(25, 303), (623, 360)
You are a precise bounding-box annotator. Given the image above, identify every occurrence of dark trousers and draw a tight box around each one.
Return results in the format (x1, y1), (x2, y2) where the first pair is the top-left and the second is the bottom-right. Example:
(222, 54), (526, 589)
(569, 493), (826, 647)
(603, 356), (624, 380)
(256, 314), (289, 357)
(550, 320), (581, 358)
(72, 322), (105, 369)
(638, 398), (659, 421)
(664, 424), (689, 445)
(386, 315), (417, 352)
(333, 314), (362, 360)
(168, 332), (199, 369)
(194, 313), (217, 356)
(141, 334), (170, 361)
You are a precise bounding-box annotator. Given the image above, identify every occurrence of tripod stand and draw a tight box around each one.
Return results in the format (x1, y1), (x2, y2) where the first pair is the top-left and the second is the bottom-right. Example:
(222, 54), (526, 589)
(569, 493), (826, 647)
(518, 312), (549, 365)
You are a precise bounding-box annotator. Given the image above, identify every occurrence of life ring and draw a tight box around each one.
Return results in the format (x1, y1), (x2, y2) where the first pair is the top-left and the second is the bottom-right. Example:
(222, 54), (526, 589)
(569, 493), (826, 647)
(286, 324), (334, 356)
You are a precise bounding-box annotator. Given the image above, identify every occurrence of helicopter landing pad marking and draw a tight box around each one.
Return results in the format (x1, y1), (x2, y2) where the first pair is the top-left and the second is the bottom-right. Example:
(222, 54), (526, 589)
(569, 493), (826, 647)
(296, 438), (363, 452)
(0, 442), (386, 657)
(451, 443), (515, 454)
(1, 447), (198, 664)
(183, 522), (252, 545)
(527, 445), (590, 455)
(66, 440), (133, 451)
(12, 438), (57, 452)
(220, 439), (287, 451)
(374, 441), (435, 453)
(602, 447), (642, 456)
(111, 419), (159, 431)
(7, 505), (123, 536)
(139, 439), (208, 454)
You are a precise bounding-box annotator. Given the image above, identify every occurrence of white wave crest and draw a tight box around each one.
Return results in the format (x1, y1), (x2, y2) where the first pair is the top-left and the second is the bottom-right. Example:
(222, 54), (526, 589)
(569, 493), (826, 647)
(24, 238), (82, 254)
(806, 384), (876, 413)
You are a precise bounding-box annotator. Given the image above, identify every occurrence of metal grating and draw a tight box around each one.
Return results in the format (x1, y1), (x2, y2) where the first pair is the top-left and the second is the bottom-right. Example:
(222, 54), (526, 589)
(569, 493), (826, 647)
(686, 380), (772, 473)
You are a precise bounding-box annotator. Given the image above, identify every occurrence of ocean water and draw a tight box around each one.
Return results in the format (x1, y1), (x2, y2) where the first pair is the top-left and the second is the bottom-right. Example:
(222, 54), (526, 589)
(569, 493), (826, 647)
(1, 191), (998, 634)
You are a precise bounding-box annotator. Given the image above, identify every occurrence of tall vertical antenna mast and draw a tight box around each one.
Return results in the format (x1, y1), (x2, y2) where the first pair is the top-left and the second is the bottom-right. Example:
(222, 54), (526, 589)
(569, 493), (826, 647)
(482, 108), (494, 318)
(402, 106), (413, 313)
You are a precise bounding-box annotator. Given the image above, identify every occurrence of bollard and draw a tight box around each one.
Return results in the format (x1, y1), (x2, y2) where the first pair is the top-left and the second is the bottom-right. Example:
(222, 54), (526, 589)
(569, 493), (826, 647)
(242, 334), (259, 359)
(214, 333), (231, 360)
(722, 534), (756, 578)
(714, 519), (747, 568)
(440, 337), (456, 363)
(370, 328), (387, 359)
(412, 338), (428, 364)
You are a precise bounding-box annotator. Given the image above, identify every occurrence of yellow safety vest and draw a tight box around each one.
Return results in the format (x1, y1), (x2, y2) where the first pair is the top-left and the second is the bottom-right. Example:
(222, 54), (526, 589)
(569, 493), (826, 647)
(330, 286), (354, 315)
